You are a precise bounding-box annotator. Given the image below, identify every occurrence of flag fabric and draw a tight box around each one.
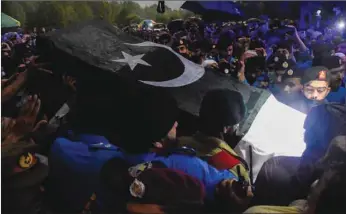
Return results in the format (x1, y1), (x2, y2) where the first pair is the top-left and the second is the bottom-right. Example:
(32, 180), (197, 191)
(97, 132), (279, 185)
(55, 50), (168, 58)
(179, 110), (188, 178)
(40, 20), (307, 180)
(40, 19), (269, 134)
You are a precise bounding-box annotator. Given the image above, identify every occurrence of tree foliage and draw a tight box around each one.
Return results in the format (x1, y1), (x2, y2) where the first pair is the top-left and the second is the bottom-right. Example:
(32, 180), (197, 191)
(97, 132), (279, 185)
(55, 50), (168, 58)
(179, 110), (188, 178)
(1, 1), (194, 29)
(2, 2), (27, 26)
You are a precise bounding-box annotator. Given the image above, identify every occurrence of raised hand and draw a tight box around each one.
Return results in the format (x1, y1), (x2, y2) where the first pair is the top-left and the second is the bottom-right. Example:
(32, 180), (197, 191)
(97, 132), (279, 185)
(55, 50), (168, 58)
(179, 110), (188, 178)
(3, 95), (47, 143)
(237, 61), (247, 83)
(2, 71), (28, 102)
(63, 75), (77, 92)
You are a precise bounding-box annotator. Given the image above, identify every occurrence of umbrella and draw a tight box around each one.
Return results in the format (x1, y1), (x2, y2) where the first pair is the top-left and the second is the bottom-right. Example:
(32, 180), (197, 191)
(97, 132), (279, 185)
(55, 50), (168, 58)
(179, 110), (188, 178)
(181, 1), (243, 21)
(1, 13), (21, 28)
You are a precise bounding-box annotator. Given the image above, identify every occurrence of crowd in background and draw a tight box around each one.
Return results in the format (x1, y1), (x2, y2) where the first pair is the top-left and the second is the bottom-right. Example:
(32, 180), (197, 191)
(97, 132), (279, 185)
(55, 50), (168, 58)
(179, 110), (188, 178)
(130, 16), (346, 112)
(2, 7), (346, 214)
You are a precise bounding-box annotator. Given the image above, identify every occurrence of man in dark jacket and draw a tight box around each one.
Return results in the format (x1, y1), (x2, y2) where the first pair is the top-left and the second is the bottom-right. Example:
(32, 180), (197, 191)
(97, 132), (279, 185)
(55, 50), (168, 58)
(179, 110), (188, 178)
(252, 103), (346, 206)
(294, 103), (346, 198)
(245, 135), (346, 214)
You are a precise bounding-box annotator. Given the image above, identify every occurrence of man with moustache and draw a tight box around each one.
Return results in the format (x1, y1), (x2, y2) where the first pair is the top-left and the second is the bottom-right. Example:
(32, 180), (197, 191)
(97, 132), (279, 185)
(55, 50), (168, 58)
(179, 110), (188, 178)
(273, 65), (305, 110)
(321, 56), (346, 104)
(287, 66), (331, 114)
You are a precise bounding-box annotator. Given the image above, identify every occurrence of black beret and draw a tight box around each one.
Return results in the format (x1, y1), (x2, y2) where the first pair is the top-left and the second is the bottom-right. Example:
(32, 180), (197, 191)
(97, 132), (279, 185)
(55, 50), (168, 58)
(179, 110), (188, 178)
(173, 38), (188, 48)
(311, 43), (334, 57)
(2, 140), (48, 193)
(267, 52), (296, 72)
(321, 56), (345, 74)
(301, 66), (330, 85)
(282, 65), (305, 81)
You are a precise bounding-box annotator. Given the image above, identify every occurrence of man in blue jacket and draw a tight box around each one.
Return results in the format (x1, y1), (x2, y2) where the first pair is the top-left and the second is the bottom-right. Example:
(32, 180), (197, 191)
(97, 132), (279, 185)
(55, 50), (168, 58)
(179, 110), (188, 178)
(47, 93), (124, 213)
(111, 88), (253, 211)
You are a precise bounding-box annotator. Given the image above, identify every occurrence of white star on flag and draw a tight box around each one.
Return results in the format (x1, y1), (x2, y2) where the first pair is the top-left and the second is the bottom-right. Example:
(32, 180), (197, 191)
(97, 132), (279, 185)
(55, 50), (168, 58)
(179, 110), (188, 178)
(112, 51), (151, 70)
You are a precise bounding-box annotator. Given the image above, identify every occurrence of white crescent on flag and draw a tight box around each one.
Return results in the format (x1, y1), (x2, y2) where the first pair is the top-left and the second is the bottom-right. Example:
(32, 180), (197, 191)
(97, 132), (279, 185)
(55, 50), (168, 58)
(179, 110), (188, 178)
(124, 42), (205, 87)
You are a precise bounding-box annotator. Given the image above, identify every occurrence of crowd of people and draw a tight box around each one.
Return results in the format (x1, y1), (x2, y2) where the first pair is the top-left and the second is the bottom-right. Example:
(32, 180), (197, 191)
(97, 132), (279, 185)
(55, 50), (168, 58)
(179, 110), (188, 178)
(134, 17), (346, 111)
(2, 12), (346, 214)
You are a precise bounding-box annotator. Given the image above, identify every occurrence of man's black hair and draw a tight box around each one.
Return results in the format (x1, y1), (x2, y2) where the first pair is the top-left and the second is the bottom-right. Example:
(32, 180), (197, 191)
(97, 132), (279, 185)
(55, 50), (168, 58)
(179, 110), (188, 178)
(249, 39), (265, 50)
(199, 89), (246, 137)
(275, 41), (293, 53)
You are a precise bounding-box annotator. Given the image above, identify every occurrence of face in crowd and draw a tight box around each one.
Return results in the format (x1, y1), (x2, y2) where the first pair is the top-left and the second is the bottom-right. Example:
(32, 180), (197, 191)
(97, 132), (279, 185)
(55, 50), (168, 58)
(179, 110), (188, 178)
(300, 68), (331, 101)
(282, 77), (302, 95)
(276, 48), (290, 59)
(178, 45), (188, 54)
(227, 44), (234, 57)
(302, 80), (330, 101)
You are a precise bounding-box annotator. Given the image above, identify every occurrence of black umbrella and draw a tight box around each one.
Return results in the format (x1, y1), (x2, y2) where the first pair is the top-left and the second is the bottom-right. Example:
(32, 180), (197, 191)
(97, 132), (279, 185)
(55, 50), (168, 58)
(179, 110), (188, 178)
(181, 1), (243, 21)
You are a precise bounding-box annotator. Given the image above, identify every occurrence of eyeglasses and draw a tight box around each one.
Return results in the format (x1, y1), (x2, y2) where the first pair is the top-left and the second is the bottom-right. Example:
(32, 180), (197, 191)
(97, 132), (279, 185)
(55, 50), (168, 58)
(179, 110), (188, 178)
(304, 86), (328, 94)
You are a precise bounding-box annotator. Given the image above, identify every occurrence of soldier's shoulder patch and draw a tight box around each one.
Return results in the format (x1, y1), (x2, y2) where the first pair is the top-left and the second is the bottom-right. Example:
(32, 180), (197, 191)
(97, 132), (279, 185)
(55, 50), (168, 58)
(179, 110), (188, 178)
(128, 162), (153, 177)
(18, 152), (37, 169)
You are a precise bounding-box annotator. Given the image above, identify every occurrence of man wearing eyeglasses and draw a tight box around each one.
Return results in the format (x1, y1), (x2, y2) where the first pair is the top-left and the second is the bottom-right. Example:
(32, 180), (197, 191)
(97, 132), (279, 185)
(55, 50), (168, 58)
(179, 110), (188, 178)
(301, 66), (331, 101)
(299, 66), (331, 111)
(281, 66), (331, 114)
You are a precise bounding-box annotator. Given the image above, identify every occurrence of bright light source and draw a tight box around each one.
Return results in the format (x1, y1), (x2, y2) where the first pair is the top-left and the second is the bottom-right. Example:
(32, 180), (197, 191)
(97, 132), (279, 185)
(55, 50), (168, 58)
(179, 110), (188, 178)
(337, 21), (345, 30)
(316, 10), (321, 15)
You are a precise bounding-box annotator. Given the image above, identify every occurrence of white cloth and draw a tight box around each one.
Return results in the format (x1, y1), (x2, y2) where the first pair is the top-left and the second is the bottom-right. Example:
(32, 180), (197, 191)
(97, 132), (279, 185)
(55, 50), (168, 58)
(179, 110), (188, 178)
(202, 59), (217, 68)
(235, 95), (307, 182)
(334, 52), (346, 58)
